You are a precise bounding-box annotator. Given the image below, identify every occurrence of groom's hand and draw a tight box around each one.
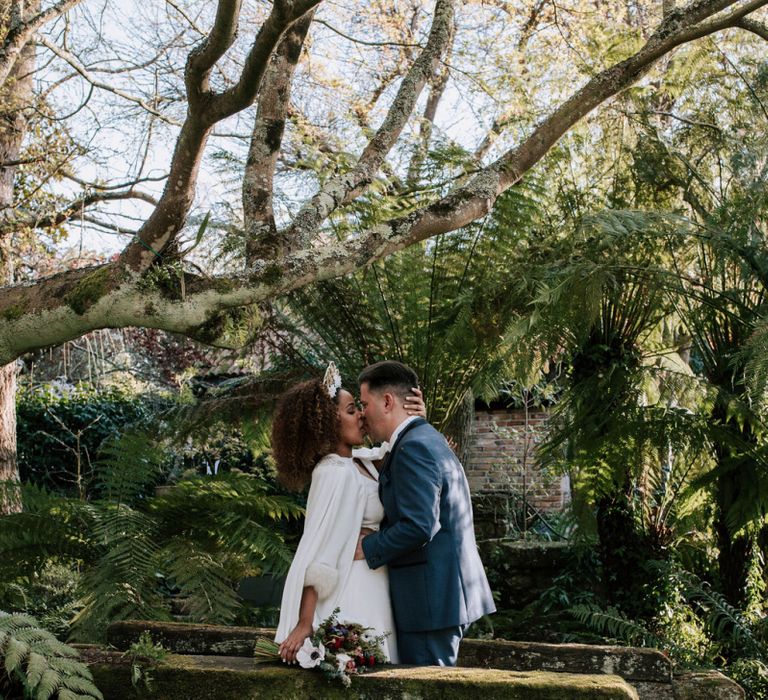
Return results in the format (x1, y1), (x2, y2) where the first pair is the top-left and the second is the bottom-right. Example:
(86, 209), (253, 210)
(354, 528), (374, 560)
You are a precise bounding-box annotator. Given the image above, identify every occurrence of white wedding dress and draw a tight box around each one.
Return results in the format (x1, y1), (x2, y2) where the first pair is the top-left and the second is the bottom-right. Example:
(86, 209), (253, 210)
(275, 452), (398, 663)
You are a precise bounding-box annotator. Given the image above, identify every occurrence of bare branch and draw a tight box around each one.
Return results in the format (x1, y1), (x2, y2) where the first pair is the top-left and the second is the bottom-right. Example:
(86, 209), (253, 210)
(0, 0), (84, 88)
(210, 0), (323, 120)
(314, 18), (422, 48)
(78, 215), (137, 236)
(36, 35), (182, 126)
(63, 172), (169, 191)
(120, 0), (323, 274)
(407, 18), (456, 185)
(673, 0), (768, 41)
(735, 15), (768, 38)
(0, 188), (158, 234)
(282, 0), (456, 250)
(165, 0), (208, 36)
(244, 10), (315, 262)
(185, 0), (242, 101)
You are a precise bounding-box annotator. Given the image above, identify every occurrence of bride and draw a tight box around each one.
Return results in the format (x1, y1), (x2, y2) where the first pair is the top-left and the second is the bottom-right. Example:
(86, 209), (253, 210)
(271, 364), (424, 665)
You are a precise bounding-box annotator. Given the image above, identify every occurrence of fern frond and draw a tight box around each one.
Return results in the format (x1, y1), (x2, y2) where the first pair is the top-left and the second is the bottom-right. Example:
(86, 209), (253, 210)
(677, 571), (766, 657)
(95, 432), (164, 506)
(0, 611), (102, 700)
(570, 604), (659, 647)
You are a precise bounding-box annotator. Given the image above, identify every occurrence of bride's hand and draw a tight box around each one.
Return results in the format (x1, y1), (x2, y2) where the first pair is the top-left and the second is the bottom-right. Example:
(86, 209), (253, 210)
(354, 528), (374, 560)
(404, 386), (426, 417)
(279, 621), (313, 664)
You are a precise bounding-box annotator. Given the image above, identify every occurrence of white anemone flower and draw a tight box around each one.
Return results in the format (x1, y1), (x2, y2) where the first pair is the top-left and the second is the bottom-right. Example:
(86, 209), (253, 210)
(296, 638), (325, 669)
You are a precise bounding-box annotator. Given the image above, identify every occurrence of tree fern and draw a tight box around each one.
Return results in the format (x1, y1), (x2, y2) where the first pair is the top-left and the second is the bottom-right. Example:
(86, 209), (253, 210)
(94, 433), (165, 506)
(261, 180), (548, 442)
(0, 611), (102, 699)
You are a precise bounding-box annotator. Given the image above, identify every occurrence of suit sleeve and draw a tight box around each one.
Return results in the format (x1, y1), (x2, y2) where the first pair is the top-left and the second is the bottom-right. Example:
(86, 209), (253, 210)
(362, 438), (441, 569)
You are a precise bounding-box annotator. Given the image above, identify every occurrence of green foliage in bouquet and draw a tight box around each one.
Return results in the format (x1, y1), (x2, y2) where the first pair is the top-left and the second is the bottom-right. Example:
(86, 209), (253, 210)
(0, 611), (102, 699)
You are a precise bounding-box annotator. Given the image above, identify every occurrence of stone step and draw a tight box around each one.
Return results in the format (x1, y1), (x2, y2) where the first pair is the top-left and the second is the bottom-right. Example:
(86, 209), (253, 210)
(89, 653), (640, 699)
(107, 620), (672, 682)
(459, 638), (671, 682)
(104, 620), (743, 700)
(107, 619), (273, 657)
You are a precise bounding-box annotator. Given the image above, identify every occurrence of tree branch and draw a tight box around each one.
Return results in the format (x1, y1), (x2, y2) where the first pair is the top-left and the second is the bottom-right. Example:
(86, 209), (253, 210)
(1, 0), (766, 365)
(735, 15), (768, 38)
(406, 18), (456, 185)
(185, 0), (242, 103)
(244, 10), (315, 263)
(282, 0), (456, 250)
(36, 35), (181, 126)
(0, 0), (84, 88)
(209, 0), (322, 120)
(119, 0), (323, 274)
(0, 188), (158, 234)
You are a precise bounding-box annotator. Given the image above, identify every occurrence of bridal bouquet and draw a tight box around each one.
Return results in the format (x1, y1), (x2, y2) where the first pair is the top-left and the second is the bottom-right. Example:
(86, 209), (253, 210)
(254, 609), (389, 687)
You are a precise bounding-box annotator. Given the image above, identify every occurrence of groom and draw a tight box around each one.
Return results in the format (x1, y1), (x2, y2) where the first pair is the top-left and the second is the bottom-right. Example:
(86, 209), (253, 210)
(356, 360), (495, 666)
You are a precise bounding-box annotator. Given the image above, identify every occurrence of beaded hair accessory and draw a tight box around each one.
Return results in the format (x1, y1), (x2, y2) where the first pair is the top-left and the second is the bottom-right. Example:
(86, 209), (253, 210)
(322, 361), (342, 399)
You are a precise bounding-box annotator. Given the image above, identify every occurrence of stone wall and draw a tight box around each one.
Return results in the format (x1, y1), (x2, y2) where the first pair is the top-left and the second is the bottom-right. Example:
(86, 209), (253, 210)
(466, 407), (569, 513)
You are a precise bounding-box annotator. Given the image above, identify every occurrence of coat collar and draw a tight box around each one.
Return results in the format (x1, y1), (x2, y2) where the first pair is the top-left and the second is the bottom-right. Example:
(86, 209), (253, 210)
(380, 417), (427, 475)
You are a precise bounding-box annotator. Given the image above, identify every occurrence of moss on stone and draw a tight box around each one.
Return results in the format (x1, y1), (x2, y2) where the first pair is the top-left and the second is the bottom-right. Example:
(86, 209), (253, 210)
(2, 304), (25, 322)
(64, 266), (112, 315)
(89, 654), (639, 700)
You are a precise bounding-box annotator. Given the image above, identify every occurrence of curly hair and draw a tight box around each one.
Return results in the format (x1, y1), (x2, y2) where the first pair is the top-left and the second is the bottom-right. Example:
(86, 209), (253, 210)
(271, 378), (341, 491)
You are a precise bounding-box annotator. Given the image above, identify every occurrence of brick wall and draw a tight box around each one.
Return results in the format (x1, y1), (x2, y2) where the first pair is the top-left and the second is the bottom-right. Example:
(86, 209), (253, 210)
(466, 407), (569, 512)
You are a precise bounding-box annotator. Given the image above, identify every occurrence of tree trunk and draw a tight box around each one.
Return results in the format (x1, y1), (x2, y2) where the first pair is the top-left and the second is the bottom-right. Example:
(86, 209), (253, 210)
(0, 358), (19, 513)
(0, 1), (37, 513)
(710, 392), (755, 608)
(714, 457), (753, 608)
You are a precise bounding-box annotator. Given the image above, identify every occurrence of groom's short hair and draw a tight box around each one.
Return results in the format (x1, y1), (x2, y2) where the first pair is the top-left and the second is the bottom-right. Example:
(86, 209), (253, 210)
(358, 361), (419, 399)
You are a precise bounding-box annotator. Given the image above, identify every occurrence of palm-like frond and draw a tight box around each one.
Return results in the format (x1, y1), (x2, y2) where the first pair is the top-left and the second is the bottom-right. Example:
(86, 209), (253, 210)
(265, 181), (549, 436)
(94, 433), (164, 506)
(0, 611), (102, 699)
(0, 484), (94, 580)
(2, 431), (301, 639)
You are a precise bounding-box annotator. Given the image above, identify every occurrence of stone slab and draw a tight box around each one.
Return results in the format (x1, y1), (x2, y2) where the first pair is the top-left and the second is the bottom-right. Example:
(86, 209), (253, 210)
(459, 639), (672, 682)
(107, 619), (271, 656)
(108, 620), (670, 686)
(89, 653), (640, 700)
(672, 671), (745, 700)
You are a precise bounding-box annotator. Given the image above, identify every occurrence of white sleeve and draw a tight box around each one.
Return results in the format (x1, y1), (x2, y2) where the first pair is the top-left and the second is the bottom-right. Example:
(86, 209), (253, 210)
(300, 460), (362, 598)
(276, 457), (362, 642)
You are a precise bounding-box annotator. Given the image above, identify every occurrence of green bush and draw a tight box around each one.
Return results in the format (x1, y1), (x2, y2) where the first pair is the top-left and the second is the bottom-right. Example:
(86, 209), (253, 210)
(16, 382), (270, 499)
(0, 562), (81, 640)
(16, 383), (168, 496)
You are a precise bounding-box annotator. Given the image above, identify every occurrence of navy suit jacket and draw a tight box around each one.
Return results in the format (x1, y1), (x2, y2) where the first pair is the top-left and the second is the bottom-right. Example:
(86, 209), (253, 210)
(362, 418), (496, 633)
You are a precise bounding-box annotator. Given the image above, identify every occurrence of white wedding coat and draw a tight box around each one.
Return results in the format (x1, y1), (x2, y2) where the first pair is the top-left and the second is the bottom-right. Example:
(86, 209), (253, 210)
(275, 452), (377, 641)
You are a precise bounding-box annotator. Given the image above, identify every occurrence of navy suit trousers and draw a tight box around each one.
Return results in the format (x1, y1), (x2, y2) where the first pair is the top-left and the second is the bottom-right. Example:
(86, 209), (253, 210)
(397, 625), (466, 666)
